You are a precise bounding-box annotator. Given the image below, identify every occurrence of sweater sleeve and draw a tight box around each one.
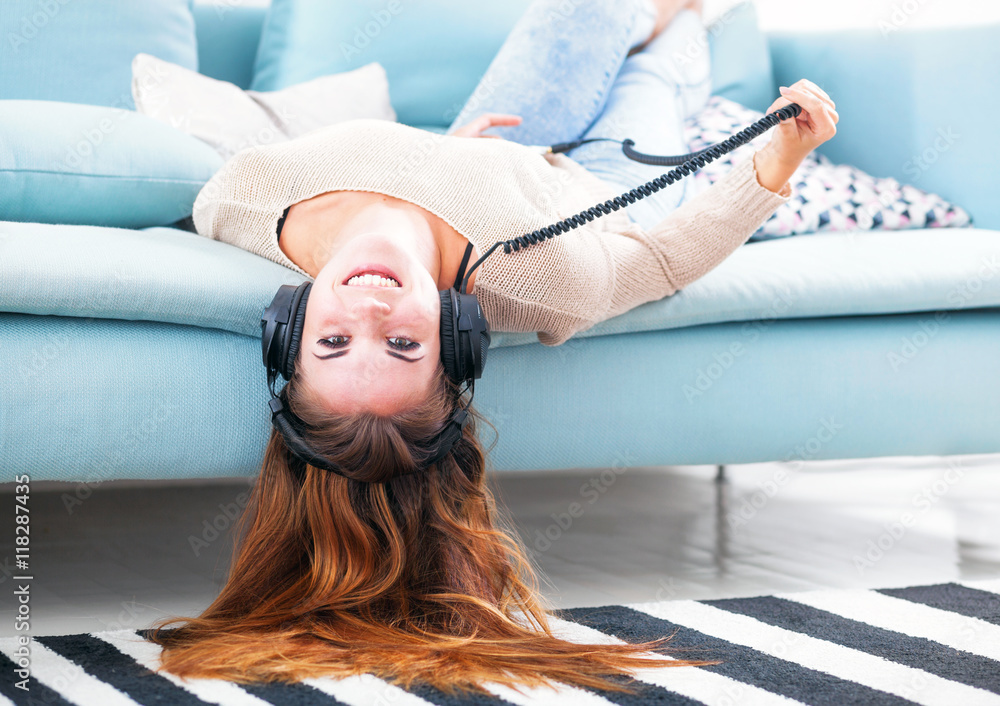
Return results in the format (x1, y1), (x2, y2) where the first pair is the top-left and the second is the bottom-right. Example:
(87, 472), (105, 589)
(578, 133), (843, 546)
(599, 150), (792, 327)
(482, 150), (792, 347)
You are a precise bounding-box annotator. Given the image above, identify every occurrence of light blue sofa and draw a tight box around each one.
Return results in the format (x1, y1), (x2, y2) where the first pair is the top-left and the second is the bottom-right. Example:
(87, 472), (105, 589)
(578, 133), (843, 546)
(3, 3), (1000, 482)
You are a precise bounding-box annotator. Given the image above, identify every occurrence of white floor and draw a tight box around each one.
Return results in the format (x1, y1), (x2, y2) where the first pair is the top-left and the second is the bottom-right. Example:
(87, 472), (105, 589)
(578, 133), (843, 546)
(1, 453), (998, 638)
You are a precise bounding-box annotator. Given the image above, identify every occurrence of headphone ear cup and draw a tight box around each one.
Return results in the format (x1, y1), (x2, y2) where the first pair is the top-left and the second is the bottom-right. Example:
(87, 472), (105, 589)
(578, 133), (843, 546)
(478, 326), (491, 379)
(281, 282), (311, 380)
(453, 290), (490, 381)
(467, 293), (490, 380)
(439, 289), (462, 384)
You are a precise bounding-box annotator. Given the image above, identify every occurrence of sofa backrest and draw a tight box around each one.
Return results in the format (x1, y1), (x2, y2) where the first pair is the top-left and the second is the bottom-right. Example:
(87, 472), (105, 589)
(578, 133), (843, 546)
(190, 2), (778, 125)
(192, 4), (268, 90)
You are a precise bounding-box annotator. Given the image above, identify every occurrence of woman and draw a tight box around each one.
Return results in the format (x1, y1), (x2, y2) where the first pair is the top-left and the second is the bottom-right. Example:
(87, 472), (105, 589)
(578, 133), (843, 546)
(145, 0), (838, 696)
(189, 0), (835, 419)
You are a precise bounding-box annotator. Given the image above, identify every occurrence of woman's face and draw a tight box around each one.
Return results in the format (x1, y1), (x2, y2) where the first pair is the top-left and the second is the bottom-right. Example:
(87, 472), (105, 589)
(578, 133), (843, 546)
(297, 230), (442, 416)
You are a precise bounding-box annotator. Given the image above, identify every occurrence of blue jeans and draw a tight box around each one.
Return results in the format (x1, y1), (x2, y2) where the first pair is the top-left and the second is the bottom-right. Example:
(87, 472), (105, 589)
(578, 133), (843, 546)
(447, 0), (712, 231)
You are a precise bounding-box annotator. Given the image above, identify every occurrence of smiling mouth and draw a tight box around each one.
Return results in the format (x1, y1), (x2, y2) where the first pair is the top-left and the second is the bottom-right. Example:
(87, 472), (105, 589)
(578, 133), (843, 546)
(346, 273), (400, 288)
(342, 265), (402, 288)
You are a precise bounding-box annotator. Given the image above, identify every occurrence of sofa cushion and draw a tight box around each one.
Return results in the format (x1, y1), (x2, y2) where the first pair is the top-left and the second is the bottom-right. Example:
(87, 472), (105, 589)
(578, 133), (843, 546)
(768, 22), (1000, 231)
(488, 226), (1000, 347)
(0, 222), (305, 335)
(0, 0), (198, 110)
(0, 100), (224, 228)
(3, 222), (999, 350)
(2, 312), (272, 481)
(249, 0), (775, 128)
(491, 226), (1000, 347)
(131, 53), (396, 161)
(684, 96), (972, 240)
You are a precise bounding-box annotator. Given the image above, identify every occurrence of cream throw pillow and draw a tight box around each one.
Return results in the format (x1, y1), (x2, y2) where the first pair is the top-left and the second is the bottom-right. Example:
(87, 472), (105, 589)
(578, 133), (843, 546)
(130, 53), (397, 160)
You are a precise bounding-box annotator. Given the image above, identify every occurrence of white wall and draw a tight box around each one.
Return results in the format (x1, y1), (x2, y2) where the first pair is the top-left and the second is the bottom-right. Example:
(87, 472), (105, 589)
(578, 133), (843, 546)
(194, 0), (1000, 32)
(710, 0), (1000, 32)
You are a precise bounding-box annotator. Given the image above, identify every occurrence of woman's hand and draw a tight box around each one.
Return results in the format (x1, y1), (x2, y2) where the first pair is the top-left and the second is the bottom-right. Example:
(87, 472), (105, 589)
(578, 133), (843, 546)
(753, 78), (839, 193)
(448, 113), (522, 139)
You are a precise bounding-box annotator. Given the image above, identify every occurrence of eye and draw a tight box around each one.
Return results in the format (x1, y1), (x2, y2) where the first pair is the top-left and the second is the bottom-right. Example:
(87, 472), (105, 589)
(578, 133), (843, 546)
(318, 335), (350, 349)
(387, 336), (419, 352)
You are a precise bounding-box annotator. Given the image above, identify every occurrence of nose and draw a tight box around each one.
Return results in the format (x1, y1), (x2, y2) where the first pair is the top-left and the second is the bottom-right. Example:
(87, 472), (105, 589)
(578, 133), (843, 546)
(350, 296), (391, 317)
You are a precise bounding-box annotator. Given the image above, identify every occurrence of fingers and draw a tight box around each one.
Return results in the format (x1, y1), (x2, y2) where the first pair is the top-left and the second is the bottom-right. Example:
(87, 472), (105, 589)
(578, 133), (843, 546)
(450, 113), (522, 138)
(789, 78), (835, 110)
(767, 79), (837, 126)
(781, 84), (838, 127)
(482, 113), (523, 128)
(786, 80), (838, 127)
(468, 113), (522, 132)
(779, 84), (838, 140)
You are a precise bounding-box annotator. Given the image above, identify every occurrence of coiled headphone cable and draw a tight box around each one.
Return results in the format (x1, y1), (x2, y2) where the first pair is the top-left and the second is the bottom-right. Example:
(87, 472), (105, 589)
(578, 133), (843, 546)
(460, 102), (802, 293)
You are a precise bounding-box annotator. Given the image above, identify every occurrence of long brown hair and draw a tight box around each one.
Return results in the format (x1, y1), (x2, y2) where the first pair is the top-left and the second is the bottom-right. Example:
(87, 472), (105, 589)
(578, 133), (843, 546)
(143, 366), (714, 696)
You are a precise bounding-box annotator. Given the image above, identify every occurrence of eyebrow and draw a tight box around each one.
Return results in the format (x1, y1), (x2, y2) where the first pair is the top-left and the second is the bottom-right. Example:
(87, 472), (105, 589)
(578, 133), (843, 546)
(312, 349), (424, 364)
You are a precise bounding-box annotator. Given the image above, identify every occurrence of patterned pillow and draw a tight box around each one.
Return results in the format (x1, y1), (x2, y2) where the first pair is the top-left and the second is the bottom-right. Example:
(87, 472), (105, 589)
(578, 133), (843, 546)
(681, 96), (972, 240)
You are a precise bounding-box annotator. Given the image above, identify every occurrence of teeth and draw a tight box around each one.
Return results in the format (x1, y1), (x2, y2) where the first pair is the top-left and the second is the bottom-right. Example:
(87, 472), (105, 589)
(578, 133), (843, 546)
(346, 273), (400, 287)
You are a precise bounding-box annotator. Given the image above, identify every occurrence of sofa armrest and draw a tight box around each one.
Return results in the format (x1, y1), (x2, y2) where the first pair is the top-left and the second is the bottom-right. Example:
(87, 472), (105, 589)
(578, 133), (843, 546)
(767, 22), (1000, 229)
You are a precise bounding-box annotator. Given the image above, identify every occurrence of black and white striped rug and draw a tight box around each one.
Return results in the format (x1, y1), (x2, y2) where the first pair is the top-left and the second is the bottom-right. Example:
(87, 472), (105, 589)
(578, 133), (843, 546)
(2, 579), (999, 705)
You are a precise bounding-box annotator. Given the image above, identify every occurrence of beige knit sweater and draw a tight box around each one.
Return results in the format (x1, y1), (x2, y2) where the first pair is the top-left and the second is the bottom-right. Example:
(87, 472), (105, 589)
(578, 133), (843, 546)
(193, 118), (791, 346)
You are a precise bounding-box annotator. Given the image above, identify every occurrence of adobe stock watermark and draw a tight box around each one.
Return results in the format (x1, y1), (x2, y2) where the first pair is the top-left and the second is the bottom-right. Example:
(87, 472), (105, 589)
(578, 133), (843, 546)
(222, 106), (298, 155)
(189, 488), (253, 557)
(340, 0), (403, 61)
(530, 451), (639, 553)
(902, 127), (960, 182)
(7, 0), (73, 53)
(16, 331), (70, 380)
(99, 599), (147, 632)
(726, 416), (845, 531)
(653, 575), (679, 602)
(55, 57), (171, 170)
(853, 458), (965, 575)
(211, 0), (251, 20)
(886, 312), (949, 372)
(396, 130), (447, 179)
(878, 0), (930, 37)
(371, 679), (412, 706)
(708, 629), (802, 706)
(58, 108), (133, 171)
(671, 0), (749, 67)
(55, 83), (174, 170)
(60, 398), (179, 515)
(887, 254), (1000, 371)
(541, 0), (586, 28)
(443, 74), (499, 127)
(682, 289), (798, 403)
(551, 332), (590, 365)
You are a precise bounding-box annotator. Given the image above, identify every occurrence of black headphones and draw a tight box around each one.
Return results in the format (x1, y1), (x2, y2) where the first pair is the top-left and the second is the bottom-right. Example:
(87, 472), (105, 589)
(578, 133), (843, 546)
(260, 238), (490, 478)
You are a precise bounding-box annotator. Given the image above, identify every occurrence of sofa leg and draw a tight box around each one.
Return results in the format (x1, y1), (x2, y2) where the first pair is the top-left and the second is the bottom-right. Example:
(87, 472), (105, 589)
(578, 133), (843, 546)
(714, 466), (731, 572)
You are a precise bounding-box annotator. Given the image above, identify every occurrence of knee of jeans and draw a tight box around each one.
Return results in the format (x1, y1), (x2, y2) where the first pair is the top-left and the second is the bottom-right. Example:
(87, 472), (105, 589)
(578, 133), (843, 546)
(538, 0), (629, 31)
